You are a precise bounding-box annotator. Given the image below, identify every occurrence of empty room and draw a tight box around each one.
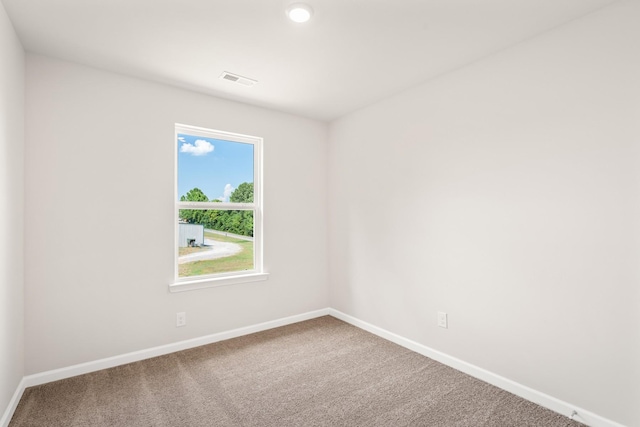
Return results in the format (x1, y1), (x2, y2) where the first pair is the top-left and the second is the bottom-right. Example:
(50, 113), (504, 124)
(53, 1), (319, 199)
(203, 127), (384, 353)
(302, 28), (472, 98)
(0, 0), (638, 426)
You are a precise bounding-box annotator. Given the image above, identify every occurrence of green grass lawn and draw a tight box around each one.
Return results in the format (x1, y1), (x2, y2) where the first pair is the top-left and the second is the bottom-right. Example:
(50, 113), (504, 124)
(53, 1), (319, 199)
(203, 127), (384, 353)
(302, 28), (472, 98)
(203, 231), (249, 243)
(178, 232), (254, 277)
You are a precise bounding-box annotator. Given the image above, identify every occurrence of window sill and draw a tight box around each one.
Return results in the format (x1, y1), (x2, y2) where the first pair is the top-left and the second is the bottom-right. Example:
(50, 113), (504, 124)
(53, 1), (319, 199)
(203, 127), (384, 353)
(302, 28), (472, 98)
(169, 272), (269, 293)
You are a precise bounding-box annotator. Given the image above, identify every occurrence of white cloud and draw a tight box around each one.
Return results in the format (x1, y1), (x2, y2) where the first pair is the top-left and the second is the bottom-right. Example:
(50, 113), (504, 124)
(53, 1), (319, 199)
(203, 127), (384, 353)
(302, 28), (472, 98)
(180, 139), (214, 156)
(177, 136), (186, 142)
(222, 184), (234, 202)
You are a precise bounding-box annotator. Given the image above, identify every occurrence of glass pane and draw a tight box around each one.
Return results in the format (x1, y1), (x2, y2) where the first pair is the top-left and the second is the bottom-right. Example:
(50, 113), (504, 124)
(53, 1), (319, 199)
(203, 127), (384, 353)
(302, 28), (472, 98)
(178, 209), (254, 278)
(177, 134), (254, 203)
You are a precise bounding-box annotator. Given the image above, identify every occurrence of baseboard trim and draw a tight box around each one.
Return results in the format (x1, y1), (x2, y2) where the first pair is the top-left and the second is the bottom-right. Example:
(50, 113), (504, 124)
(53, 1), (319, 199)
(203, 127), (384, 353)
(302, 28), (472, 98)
(327, 308), (626, 427)
(5, 307), (626, 427)
(23, 308), (330, 388)
(0, 378), (26, 427)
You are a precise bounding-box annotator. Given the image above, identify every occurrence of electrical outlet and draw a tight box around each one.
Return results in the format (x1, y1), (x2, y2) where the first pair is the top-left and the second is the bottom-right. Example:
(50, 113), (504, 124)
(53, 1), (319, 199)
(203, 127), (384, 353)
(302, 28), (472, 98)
(437, 311), (448, 329)
(176, 312), (186, 327)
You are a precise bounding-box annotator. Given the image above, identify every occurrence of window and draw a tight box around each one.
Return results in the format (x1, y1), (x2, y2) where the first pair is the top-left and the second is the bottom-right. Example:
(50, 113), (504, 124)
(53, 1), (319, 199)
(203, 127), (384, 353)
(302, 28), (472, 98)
(171, 124), (267, 292)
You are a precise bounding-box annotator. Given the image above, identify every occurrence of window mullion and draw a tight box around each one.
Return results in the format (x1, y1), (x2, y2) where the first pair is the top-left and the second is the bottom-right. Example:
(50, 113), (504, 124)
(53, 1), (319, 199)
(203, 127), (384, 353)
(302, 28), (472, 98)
(177, 202), (255, 210)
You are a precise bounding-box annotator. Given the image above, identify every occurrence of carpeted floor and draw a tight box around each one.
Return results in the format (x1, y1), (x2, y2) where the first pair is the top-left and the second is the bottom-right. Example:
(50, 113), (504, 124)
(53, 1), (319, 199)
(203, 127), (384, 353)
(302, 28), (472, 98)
(10, 316), (583, 426)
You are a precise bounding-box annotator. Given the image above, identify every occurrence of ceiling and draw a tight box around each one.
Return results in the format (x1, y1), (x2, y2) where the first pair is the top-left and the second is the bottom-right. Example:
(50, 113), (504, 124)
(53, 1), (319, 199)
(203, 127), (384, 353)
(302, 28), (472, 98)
(2, 0), (618, 122)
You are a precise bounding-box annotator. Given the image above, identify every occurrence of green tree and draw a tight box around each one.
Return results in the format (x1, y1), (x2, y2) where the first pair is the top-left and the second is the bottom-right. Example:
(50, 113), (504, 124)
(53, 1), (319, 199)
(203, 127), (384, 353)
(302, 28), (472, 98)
(179, 185), (255, 237)
(227, 183), (254, 236)
(179, 188), (208, 224)
(180, 188), (208, 202)
(230, 182), (253, 203)
(240, 211), (254, 236)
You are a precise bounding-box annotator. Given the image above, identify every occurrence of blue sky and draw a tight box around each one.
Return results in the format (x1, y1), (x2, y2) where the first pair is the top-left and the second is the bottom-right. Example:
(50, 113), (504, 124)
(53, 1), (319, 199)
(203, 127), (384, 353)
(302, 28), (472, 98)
(177, 133), (254, 202)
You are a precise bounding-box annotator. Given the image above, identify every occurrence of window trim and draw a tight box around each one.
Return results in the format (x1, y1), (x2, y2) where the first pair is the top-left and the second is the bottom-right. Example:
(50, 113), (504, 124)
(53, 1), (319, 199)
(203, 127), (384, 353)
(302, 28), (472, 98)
(171, 123), (267, 292)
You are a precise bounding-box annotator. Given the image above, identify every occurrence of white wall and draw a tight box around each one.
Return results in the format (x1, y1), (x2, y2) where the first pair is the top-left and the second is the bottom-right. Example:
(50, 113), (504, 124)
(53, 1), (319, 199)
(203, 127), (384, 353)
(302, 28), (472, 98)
(0, 0), (24, 419)
(328, 1), (640, 426)
(24, 54), (328, 374)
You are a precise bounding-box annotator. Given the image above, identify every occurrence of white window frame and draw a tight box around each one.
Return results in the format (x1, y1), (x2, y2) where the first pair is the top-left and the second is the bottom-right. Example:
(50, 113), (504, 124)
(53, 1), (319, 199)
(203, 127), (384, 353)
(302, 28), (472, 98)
(170, 123), (268, 292)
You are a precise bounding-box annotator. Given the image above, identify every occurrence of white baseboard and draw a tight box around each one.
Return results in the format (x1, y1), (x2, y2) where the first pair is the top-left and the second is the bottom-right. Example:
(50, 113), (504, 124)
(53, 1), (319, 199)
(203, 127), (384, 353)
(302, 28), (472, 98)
(23, 308), (330, 388)
(2, 308), (330, 425)
(327, 308), (627, 427)
(3, 307), (626, 427)
(0, 378), (26, 427)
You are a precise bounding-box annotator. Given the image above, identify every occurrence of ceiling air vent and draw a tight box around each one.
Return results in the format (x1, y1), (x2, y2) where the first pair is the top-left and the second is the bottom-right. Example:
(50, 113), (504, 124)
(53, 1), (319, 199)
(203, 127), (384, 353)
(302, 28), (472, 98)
(219, 71), (258, 87)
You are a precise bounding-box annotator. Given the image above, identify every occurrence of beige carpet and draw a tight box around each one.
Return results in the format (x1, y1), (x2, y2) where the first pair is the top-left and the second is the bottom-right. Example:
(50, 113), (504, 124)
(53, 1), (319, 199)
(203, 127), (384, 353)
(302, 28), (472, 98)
(10, 316), (582, 426)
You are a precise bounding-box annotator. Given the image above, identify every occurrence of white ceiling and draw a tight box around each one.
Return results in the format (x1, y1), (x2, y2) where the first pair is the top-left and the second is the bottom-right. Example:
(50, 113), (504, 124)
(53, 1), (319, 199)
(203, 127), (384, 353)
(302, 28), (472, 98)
(2, 0), (618, 122)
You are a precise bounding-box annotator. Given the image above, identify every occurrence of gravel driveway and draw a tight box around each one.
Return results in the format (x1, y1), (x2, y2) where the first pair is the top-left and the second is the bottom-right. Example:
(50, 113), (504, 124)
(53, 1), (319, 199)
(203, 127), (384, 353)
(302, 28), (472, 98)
(178, 238), (242, 264)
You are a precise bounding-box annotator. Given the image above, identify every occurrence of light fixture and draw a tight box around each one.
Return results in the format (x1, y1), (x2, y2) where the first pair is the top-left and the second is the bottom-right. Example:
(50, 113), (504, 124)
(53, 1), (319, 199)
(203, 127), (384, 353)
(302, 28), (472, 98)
(286, 3), (314, 23)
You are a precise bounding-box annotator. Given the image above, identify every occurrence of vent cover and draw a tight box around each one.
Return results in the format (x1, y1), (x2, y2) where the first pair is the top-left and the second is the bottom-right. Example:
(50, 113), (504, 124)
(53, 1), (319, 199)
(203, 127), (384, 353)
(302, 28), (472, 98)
(219, 71), (258, 87)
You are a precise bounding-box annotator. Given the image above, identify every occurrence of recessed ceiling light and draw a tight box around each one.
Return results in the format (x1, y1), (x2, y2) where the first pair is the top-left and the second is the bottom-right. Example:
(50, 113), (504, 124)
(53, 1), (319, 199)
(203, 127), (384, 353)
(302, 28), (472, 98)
(286, 3), (314, 23)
